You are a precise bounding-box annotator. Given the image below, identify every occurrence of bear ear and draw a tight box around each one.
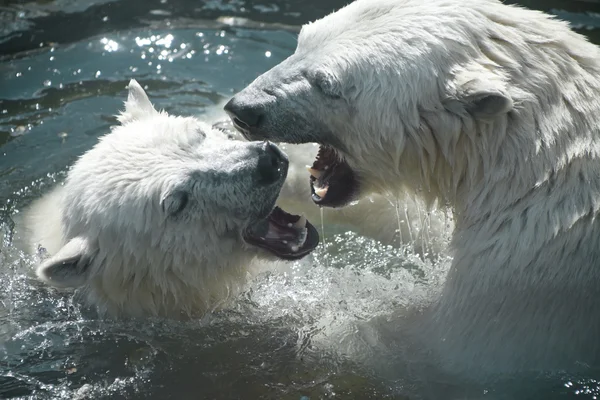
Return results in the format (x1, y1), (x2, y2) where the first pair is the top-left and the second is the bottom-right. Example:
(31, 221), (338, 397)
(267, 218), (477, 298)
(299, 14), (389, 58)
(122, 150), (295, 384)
(446, 64), (513, 120)
(161, 189), (189, 217)
(36, 236), (98, 288)
(117, 79), (159, 124)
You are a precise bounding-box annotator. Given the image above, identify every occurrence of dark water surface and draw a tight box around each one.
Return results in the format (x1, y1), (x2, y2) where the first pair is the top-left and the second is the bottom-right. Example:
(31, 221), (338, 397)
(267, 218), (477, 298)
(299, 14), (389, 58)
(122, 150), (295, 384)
(2, 0), (600, 399)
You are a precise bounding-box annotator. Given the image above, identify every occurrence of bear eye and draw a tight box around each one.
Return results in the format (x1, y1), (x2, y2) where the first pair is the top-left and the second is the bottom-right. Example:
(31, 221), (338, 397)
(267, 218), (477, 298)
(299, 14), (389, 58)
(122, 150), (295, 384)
(314, 71), (342, 100)
(161, 190), (189, 217)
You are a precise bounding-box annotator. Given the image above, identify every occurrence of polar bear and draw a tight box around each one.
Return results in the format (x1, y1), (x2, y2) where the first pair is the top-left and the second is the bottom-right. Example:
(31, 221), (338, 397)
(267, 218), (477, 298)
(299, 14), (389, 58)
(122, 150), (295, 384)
(24, 80), (320, 318)
(224, 0), (600, 373)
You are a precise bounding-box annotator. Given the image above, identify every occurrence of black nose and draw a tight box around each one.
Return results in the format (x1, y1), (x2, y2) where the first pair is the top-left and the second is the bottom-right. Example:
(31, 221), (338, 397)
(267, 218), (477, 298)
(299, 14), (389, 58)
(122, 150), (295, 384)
(256, 141), (288, 185)
(224, 97), (263, 129)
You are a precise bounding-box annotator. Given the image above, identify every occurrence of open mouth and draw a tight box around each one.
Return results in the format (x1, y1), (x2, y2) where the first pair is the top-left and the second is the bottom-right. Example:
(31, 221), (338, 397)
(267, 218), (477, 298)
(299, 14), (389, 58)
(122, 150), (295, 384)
(230, 118), (253, 141)
(307, 145), (359, 208)
(243, 206), (320, 260)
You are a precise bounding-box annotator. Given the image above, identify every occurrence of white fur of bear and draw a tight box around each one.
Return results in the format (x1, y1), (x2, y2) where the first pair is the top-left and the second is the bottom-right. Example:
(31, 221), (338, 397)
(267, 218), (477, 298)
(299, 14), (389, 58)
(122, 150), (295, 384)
(22, 80), (444, 319)
(24, 80), (325, 318)
(225, 0), (600, 373)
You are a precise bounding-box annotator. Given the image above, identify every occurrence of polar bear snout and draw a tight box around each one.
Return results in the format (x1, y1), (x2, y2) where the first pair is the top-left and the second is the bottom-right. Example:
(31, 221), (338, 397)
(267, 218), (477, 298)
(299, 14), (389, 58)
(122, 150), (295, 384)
(256, 141), (289, 185)
(224, 95), (263, 131)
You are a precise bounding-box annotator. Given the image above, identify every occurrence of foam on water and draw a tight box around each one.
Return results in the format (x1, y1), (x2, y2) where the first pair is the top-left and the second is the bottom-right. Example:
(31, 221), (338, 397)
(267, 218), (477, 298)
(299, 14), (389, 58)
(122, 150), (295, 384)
(0, 187), (452, 398)
(3, 192), (598, 398)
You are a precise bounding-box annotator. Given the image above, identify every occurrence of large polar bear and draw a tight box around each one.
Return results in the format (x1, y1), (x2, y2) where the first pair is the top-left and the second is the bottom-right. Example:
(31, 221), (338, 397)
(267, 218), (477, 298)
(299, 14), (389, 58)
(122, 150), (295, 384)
(23, 80), (322, 318)
(225, 0), (600, 373)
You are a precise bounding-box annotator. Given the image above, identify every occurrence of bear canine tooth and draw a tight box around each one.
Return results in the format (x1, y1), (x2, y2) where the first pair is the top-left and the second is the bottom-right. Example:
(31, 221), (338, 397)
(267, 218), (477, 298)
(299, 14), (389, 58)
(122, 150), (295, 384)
(306, 166), (322, 179)
(314, 186), (328, 198)
(296, 228), (307, 247)
(294, 215), (307, 228)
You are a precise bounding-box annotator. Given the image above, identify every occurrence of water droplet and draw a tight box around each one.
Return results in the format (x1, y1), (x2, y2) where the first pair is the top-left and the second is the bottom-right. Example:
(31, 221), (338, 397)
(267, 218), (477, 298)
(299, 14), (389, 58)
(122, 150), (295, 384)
(11, 125), (27, 137)
(43, 80), (51, 87)
(95, 70), (101, 78)
(265, 51), (272, 57)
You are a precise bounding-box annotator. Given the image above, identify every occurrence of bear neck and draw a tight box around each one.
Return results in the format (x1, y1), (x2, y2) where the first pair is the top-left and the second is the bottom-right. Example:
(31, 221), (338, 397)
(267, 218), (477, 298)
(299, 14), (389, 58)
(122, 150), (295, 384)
(451, 123), (600, 232)
(82, 235), (254, 318)
(402, 92), (600, 234)
(417, 106), (600, 374)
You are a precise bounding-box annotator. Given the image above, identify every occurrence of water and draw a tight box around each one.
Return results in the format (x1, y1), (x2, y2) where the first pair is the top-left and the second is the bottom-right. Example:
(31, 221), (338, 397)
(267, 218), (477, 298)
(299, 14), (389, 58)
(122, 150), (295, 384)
(319, 207), (328, 269)
(2, 0), (600, 398)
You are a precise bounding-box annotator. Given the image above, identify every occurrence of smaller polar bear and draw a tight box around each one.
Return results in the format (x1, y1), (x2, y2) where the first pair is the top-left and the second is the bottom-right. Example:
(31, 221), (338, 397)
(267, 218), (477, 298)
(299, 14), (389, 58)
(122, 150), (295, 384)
(24, 80), (320, 318)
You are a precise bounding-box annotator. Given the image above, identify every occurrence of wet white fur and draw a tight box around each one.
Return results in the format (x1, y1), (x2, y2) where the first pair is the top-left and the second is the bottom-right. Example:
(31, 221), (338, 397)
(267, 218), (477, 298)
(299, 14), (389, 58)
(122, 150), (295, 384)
(27, 80), (286, 318)
(23, 80), (446, 319)
(237, 0), (600, 374)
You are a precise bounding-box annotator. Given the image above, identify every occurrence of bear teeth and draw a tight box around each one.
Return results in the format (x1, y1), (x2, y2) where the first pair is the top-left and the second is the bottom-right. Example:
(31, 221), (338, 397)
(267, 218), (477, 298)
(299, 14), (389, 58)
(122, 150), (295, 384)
(297, 228), (307, 247)
(314, 186), (328, 198)
(290, 228), (307, 252)
(306, 166), (322, 179)
(294, 215), (307, 229)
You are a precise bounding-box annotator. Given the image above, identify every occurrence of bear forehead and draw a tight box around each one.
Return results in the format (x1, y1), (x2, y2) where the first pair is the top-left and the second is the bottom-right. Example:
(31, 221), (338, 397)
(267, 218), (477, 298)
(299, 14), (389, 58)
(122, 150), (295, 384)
(63, 116), (214, 199)
(89, 116), (212, 168)
(110, 115), (207, 150)
(298, 0), (514, 49)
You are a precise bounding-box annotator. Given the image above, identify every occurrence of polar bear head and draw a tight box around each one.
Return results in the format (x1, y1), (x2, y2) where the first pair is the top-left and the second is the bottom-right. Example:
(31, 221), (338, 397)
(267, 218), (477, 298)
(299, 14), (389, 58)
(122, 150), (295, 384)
(225, 0), (600, 212)
(36, 80), (319, 317)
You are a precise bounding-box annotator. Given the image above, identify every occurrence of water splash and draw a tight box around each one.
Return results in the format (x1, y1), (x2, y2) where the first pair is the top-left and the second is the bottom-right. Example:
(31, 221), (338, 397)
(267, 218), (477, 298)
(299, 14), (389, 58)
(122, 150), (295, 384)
(319, 206), (328, 269)
(393, 198), (404, 252)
